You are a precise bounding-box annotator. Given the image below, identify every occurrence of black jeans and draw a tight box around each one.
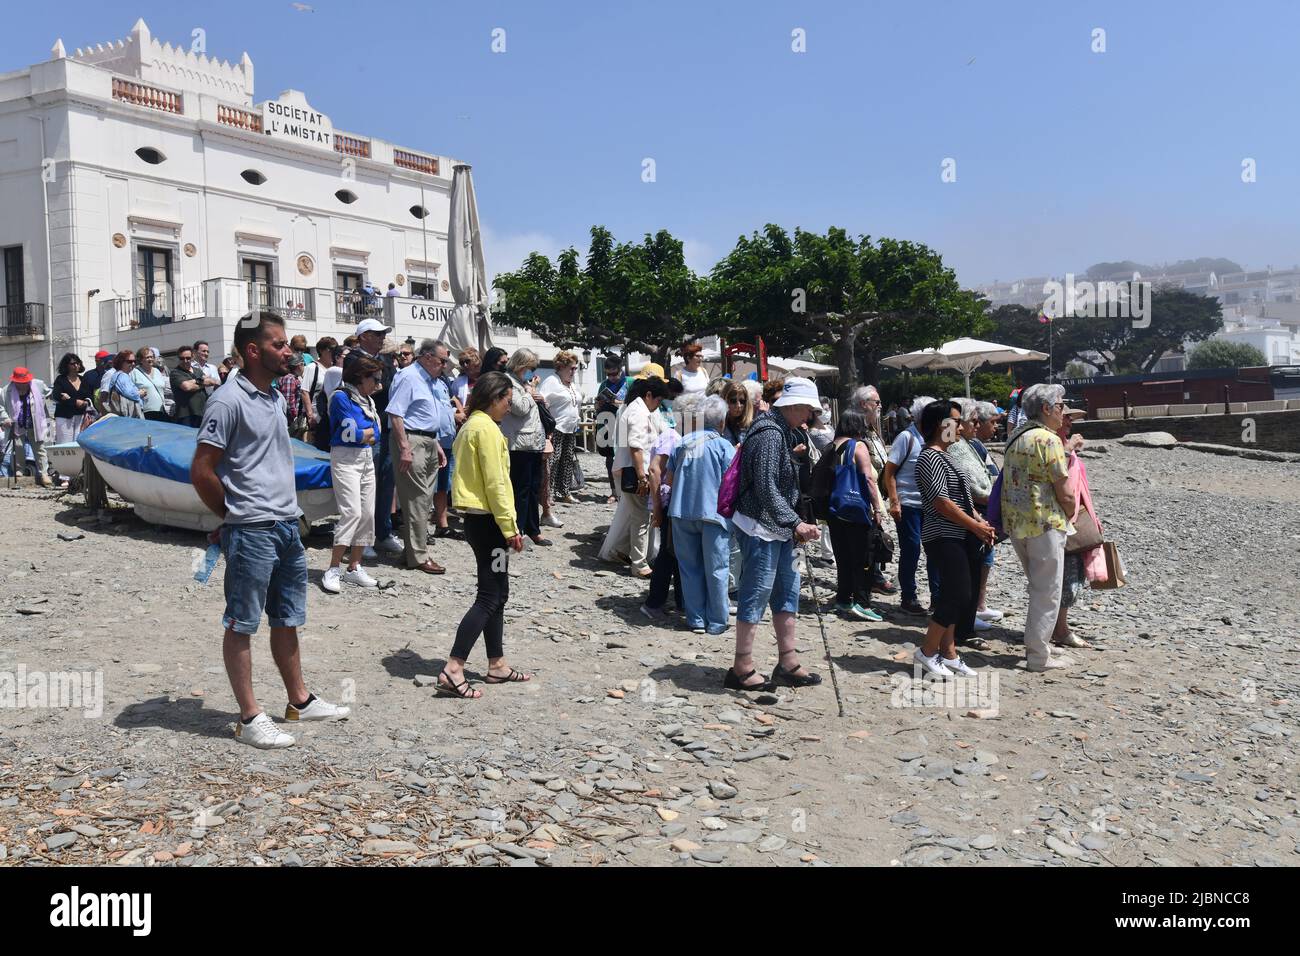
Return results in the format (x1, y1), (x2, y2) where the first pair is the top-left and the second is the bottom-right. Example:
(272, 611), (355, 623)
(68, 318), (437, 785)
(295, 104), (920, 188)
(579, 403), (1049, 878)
(828, 516), (872, 606)
(451, 514), (509, 661)
(923, 534), (983, 643)
(145, 410), (171, 423)
(645, 517), (682, 610)
(509, 450), (543, 538)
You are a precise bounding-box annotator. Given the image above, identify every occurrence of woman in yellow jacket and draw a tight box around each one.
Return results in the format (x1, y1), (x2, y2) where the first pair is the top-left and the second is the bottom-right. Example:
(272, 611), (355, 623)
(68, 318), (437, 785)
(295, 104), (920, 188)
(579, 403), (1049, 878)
(439, 371), (531, 699)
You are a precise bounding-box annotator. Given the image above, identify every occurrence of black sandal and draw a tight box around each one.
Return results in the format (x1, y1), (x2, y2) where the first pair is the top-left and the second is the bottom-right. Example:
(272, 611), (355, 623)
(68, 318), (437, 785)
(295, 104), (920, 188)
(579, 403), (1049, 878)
(723, 668), (771, 692)
(435, 670), (480, 699)
(771, 664), (823, 688)
(484, 668), (530, 684)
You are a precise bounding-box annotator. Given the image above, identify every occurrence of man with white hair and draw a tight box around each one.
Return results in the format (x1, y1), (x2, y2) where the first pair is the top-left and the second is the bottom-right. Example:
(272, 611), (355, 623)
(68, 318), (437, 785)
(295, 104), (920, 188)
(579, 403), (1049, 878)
(883, 395), (940, 616)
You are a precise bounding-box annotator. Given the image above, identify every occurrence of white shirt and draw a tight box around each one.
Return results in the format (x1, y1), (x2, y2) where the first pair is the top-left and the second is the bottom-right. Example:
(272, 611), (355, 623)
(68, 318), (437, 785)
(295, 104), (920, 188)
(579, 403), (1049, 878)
(540, 375), (582, 433)
(612, 397), (664, 473)
(198, 362), (220, 395)
(678, 366), (709, 396)
(732, 509), (790, 543)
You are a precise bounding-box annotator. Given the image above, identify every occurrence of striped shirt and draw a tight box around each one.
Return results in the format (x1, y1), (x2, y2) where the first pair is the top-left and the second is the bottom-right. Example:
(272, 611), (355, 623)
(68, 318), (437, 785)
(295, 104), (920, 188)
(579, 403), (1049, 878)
(916, 447), (974, 544)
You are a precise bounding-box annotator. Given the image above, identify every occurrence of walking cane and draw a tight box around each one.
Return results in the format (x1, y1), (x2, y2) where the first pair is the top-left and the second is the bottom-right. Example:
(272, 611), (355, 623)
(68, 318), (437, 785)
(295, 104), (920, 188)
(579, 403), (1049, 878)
(800, 543), (845, 718)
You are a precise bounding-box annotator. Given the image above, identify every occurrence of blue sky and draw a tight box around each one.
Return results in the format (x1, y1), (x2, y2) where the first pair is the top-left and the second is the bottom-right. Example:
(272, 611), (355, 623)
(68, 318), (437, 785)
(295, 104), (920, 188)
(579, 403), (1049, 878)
(6, 1), (1299, 286)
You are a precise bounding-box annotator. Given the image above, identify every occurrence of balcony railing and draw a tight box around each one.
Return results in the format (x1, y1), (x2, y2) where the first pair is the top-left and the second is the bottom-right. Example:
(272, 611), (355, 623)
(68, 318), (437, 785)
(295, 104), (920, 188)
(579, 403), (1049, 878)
(393, 148), (439, 175)
(0, 302), (46, 340)
(216, 103), (263, 133)
(334, 133), (372, 159)
(334, 290), (387, 323)
(113, 285), (207, 332)
(248, 283), (315, 323)
(111, 77), (183, 115)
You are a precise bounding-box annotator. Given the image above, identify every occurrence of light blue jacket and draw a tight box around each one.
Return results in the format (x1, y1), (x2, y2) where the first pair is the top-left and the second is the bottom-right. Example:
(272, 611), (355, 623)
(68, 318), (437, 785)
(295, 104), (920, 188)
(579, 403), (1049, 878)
(666, 429), (735, 527)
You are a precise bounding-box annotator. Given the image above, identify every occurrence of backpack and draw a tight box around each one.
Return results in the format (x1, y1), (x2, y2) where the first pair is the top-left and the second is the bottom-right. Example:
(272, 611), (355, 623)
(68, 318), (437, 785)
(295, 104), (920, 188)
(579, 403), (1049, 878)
(716, 441), (743, 519)
(828, 439), (873, 524)
(986, 425), (1045, 536)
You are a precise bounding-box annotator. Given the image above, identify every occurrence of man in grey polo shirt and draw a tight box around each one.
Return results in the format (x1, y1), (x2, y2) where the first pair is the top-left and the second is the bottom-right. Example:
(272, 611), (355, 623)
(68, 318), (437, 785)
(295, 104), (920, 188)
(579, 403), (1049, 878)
(191, 310), (350, 750)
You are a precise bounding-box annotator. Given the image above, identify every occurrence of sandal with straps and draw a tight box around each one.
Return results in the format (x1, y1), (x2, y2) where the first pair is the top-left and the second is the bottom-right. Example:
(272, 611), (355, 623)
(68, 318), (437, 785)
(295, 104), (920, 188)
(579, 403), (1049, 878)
(723, 668), (771, 692)
(435, 669), (481, 699)
(484, 668), (531, 684)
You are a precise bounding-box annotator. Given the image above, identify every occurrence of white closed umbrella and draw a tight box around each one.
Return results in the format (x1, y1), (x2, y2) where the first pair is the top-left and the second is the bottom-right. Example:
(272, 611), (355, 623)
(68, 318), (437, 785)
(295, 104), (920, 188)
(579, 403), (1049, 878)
(880, 337), (1048, 397)
(446, 164), (493, 354)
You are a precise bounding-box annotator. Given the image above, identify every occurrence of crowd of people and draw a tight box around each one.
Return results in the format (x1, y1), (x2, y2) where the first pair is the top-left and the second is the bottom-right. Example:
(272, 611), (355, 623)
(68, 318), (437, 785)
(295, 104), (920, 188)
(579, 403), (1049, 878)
(2, 311), (1110, 749)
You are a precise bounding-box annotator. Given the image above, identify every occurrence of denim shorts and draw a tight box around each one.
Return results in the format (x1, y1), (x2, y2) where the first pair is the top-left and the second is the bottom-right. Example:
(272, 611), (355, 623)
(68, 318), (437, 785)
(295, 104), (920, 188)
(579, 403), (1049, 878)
(436, 445), (454, 494)
(735, 527), (800, 623)
(221, 520), (308, 635)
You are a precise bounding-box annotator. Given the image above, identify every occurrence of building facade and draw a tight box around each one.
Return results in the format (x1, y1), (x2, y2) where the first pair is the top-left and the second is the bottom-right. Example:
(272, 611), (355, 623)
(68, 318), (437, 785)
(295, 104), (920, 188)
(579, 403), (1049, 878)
(0, 19), (586, 386)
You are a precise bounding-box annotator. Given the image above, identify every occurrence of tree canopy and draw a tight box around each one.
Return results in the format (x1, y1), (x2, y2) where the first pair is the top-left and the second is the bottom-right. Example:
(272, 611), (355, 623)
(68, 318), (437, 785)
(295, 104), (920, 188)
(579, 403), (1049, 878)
(988, 289), (1223, 376)
(1187, 339), (1268, 370)
(707, 224), (986, 397)
(493, 226), (706, 367)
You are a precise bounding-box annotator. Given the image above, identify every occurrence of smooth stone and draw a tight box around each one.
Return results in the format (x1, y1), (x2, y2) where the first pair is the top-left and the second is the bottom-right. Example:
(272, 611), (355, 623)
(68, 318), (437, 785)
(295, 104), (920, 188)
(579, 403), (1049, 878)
(970, 834), (997, 850)
(45, 832), (79, 850)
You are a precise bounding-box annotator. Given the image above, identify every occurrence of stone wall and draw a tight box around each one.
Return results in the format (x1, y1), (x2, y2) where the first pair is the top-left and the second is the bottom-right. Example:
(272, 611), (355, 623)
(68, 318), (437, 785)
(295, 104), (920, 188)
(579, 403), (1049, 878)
(1072, 409), (1300, 453)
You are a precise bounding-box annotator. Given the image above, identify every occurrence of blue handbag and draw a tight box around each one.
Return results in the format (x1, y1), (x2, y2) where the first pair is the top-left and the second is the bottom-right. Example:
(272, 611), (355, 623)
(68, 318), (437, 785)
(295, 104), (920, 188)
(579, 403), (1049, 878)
(829, 440), (873, 524)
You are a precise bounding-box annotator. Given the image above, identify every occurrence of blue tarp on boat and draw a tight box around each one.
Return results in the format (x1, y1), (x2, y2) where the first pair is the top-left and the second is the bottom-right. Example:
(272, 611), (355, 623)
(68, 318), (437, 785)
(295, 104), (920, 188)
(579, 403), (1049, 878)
(77, 416), (332, 490)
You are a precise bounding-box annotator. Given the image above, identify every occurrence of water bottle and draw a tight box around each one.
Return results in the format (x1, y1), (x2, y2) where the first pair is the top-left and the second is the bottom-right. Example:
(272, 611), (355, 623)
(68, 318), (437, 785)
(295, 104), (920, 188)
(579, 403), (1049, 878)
(194, 543), (221, 584)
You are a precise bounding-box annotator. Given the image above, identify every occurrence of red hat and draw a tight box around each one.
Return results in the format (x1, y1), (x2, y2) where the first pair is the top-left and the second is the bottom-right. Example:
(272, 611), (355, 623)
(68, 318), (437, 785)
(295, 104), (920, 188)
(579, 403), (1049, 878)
(9, 367), (34, 385)
(95, 350), (111, 360)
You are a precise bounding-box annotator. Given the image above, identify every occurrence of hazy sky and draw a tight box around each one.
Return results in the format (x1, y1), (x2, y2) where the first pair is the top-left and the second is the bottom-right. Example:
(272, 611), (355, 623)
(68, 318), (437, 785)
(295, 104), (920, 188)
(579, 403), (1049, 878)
(6, 1), (1298, 286)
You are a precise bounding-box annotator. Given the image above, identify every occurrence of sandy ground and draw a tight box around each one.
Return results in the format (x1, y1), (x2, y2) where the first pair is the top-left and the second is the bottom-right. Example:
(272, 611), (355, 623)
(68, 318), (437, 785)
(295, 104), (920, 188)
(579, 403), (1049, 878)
(0, 441), (1296, 867)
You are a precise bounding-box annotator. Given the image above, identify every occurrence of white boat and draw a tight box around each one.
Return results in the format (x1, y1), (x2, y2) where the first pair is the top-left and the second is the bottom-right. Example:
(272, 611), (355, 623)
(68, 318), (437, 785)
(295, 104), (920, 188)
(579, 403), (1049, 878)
(77, 415), (337, 534)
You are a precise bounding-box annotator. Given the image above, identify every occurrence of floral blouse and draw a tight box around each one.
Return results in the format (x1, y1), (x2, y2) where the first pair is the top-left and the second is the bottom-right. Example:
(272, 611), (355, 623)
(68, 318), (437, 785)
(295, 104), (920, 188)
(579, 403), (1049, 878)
(1000, 425), (1070, 539)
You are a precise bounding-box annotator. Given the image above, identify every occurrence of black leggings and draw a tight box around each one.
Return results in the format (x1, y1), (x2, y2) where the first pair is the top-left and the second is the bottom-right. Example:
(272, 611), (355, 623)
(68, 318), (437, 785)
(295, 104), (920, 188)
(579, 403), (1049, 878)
(645, 517), (682, 610)
(828, 517), (872, 606)
(451, 514), (509, 661)
(923, 535), (983, 641)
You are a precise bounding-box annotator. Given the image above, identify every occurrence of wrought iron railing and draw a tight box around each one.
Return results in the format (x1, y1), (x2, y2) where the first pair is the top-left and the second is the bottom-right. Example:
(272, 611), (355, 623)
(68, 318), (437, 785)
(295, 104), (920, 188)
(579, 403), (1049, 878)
(334, 290), (386, 323)
(247, 283), (314, 322)
(0, 302), (46, 339)
(113, 285), (207, 331)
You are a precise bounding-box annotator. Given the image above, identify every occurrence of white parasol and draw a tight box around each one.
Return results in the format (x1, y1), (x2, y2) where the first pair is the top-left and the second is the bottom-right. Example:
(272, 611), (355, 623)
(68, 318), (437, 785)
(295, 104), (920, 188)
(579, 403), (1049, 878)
(879, 337), (1048, 397)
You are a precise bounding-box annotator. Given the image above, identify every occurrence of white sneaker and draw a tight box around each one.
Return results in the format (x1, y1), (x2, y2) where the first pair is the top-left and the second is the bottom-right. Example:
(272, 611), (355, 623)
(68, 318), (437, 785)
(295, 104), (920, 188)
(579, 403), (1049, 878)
(943, 655), (977, 678)
(913, 649), (953, 679)
(974, 616), (993, 631)
(542, 512), (564, 528)
(976, 608), (1003, 622)
(362, 546), (378, 561)
(285, 695), (351, 722)
(1028, 655), (1075, 672)
(376, 534), (403, 554)
(342, 567), (378, 588)
(321, 567), (342, 594)
(234, 712), (295, 749)
(729, 605), (738, 617)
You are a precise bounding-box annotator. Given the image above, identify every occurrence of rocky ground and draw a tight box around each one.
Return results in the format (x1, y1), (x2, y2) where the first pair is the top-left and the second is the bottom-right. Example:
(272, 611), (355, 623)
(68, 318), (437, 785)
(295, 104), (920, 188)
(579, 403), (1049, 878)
(0, 441), (1297, 867)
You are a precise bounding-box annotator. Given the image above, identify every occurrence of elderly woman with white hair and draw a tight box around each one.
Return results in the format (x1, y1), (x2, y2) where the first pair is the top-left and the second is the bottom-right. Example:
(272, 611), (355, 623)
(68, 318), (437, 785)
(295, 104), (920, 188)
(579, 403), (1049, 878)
(969, 400), (1005, 627)
(500, 348), (550, 547)
(642, 390), (705, 619)
(1001, 382), (1078, 672)
(884, 395), (940, 616)
(852, 384), (898, 596)
(660, 394), (736, 634)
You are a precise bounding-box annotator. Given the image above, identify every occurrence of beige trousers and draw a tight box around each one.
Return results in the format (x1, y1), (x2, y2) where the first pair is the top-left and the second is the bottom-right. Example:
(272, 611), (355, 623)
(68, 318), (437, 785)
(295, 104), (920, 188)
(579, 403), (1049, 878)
(392, 433), (439, 568)
(600, 484), (652, 573)
(1010, 529), (1067, 668)
(331, 445), (376, 548)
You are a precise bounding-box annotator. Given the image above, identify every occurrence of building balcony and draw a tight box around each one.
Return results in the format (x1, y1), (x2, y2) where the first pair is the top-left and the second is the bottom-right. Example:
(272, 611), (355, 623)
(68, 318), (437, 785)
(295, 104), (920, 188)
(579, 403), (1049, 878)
(0, 302), (47, 343)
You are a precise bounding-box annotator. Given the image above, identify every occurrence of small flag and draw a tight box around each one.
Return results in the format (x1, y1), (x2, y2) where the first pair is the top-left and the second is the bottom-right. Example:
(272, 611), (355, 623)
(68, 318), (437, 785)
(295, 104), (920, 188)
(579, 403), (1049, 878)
(1038, 311), (1053, 324)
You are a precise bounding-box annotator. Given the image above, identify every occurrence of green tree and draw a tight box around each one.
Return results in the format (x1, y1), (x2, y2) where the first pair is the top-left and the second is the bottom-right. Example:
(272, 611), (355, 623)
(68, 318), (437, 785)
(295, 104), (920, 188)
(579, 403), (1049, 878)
(708, 225), (986, 399)
(1187, 339), (1267, 369)
(991, 289), (1223, 376)
(493, 226), (706, 366)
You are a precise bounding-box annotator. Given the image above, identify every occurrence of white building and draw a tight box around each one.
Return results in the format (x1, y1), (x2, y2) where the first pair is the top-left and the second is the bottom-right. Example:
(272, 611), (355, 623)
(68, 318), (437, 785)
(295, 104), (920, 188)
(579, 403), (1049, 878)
(0, 19), (590, 390)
